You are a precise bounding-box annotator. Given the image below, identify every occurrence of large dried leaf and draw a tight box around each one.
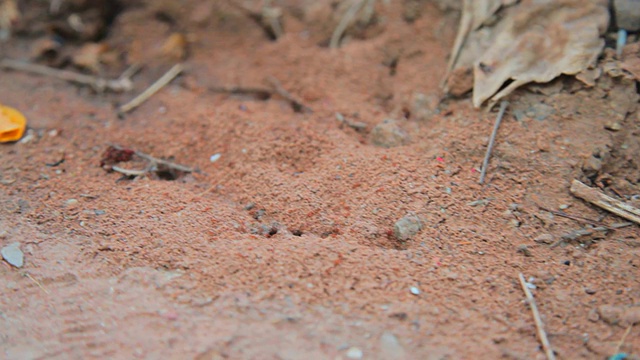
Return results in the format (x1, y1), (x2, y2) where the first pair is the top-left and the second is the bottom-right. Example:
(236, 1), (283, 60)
(443, 0), (518, 89)
(472, 0), (608, 107)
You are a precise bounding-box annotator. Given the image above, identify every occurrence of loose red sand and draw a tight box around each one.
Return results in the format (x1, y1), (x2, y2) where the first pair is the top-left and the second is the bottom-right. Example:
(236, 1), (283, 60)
(1, 1), (639, 359)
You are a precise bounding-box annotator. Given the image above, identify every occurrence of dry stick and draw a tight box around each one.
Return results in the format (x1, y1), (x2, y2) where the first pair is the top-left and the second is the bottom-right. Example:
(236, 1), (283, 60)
(614, 325), (633, 355)
(570, 180), (640, 225)
(479, 100), (508, 184)
(518, 273), (556, 360)
(537, 204), (611, 229)
(266, 76), (313, 113)
(110, 144), (194, 174)
(118, 63), (184, 115)
(551, 222), (632, 248)
(111, 165), (149, 177)
(24, 273), (50, 295)
(329, 0), (369, 49)
(0, 58), (135, 92)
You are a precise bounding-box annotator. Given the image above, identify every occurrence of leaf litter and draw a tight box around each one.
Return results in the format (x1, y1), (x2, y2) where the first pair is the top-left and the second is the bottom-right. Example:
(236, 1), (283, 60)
(444, 0), (610, 108)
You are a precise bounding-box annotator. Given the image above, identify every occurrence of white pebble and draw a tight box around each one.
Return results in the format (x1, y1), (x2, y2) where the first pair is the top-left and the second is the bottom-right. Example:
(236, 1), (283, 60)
(209, 153), (221, 163)
(410, 286), (420, 295)
(346, 347), (363, 359)
(2, 242), (24, 268)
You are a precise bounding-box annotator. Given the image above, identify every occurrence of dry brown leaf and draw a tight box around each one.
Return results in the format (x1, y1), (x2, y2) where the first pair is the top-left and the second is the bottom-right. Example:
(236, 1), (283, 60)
(442, 0), (518, 88)
(472, 0), (608, 107)
(72, 42), (109, 73)
(160, 33), (187, 61)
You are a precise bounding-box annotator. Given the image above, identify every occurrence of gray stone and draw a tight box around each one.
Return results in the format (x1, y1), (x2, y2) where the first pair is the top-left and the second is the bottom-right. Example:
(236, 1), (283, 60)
(534, 234), (555, 244)
(380, 331), (406, 359)
(371, 119), (408, 148)
(2, 242), (24, 268)
(345, 347), (363, 359)
(525, 103), (555, 121)
(393, 214), (423, 241)
(410, 93), (439, 121)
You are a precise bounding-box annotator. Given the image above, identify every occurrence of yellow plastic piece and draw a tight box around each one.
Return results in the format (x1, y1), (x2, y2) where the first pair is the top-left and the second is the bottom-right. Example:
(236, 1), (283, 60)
(0, 104), (27, 143)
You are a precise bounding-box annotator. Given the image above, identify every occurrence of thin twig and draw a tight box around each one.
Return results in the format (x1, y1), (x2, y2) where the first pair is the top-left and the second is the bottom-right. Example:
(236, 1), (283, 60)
(329, 0), (370, 49)
(209, 86), (272, 100)
(537, 204), (611, 229)
(0, 58), (135, 92)
(24, 273), (50, 295)
(118, 63), (184, 115)
(518, 273), (555, 360)
(614, 324), (633, 354)
(110, 144), (195, 173)
(266, 76), (312, 113)
(551, 222), (632, 248)
(111, 165), (149, 177)
(479, 100), (508, 184)
(570, 180), (640, 225)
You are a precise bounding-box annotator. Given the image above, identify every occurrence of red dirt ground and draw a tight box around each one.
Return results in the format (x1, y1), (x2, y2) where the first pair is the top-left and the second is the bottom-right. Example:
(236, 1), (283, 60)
(1, 1), (639, 359)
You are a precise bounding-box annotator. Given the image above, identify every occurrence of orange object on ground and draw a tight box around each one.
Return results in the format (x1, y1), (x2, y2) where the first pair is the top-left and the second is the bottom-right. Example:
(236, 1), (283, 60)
(0, 104), (27, 142)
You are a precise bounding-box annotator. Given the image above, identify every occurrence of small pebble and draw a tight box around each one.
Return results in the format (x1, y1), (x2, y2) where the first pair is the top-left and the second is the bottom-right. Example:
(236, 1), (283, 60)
(393, 214), (423, 241)
(410, 286), (420, 295)
(605, 122), (623, 131)
(209, 153), (221, 163)
(534, 234), (554, 244)
(516, 244), (532, 257)
(525, 103), (555, 121)
(371, 119), (409, 148)
(380, 331), (405, 357)
(65, 198), (79, 208)
(346, 347), (363, 359)
(559, 204), (570, 210)
(1, 242), (24, 268)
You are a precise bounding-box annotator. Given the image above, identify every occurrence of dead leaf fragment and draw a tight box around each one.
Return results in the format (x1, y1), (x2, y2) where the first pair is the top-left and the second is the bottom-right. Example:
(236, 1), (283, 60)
(72, 42), (109, 73)
(472, 0), (609, 107)
(160, 33), (187, 61)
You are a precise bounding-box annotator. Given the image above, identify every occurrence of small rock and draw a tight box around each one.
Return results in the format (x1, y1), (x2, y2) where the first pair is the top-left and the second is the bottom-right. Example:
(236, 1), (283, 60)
(346, 347), (363, 359)
(605, 122), (623, 131)
(65, 198), (79, 208)
(244, 202), (255, 211)
(410, 93), (439, 121)
(533, 234), (555, 244)
(209, 153), (221, 163)
(582, 156), (603, 178)
(622, 306), (640, 326)
(598, 305), (625, 325)
(559, 204), (570, 210)
(371, 119), (409, 148)
(516, 245), (532, 257)
(410, 286), (420, 295)
(525, 103), (555, 121)
(587, 308), (600, 322)
(585, 288), (597, 295)
(393, 214), (423, 241)
(380, 331), (406, 358)
(1, 242), (24, 268)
